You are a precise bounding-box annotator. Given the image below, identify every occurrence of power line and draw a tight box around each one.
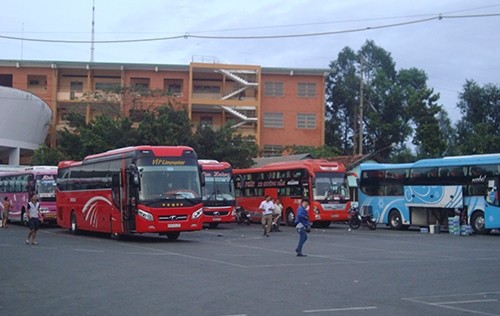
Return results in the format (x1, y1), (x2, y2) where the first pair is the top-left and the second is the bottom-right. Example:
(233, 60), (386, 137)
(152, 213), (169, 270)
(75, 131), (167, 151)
(0, 13), (499, 44)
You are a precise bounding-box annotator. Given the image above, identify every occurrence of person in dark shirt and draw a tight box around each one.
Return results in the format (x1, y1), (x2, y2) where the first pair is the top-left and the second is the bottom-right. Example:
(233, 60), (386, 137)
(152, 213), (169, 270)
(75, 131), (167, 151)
(294, 198), (311, 257)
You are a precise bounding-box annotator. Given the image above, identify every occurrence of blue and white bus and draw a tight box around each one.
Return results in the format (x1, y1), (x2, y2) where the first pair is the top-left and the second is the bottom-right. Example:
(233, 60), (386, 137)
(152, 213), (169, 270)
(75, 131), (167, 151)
(358, 154), (500, 234)
(358, 163), (413, 230)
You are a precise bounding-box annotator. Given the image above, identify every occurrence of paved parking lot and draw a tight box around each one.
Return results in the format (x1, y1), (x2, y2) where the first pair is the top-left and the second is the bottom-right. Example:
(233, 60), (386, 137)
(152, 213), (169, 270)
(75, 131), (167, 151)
(1, 222), (499, 316)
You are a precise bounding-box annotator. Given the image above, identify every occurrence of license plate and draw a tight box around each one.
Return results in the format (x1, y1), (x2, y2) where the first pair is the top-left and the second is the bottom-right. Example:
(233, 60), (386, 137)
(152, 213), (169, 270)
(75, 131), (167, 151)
(213, 218), (221, 221)
(168, 223), (181, 228)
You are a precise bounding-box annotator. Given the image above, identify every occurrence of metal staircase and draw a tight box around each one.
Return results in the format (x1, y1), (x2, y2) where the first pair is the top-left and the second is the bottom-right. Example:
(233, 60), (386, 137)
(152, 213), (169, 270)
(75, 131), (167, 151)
(215, 68), (258, 128)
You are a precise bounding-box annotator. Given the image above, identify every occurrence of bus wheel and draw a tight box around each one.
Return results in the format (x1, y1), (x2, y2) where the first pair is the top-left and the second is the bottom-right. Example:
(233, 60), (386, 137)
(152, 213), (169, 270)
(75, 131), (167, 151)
(70, 212), (79, 235)
(166, 232), (180, 240)
(209, 223), (219, 229)
(388, 210), (403, 230)
(286, 208), (295, 227)
(471, 211), (491, 235)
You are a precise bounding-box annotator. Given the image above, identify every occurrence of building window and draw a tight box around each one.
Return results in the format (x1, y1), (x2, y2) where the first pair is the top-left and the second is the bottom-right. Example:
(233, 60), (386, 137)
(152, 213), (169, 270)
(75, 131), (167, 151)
(297, 113), (316, 129)
(131, 78), (150, 91)
(262, 145), (283, 157)
(264, 81), (284, 96)
(95, 82), (120, 91)
(193, 85), (221, 93)
(70, 81), (83, 92)
(297, 82), (316, 97)
(263, 112), (284, 128)
(0, 74), (13, 87)
(27, 75), (47, 89)
(164, 79), (183, 96)
(200, 116), (213, 128)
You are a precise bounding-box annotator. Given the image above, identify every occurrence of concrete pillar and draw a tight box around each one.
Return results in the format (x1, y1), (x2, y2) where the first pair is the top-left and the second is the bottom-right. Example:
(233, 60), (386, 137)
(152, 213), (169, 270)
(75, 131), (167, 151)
(8, 147), (20, 165)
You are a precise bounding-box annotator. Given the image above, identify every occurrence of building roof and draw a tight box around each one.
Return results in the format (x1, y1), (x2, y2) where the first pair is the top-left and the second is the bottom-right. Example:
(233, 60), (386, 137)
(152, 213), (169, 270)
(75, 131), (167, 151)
(0, 59), (329, 75)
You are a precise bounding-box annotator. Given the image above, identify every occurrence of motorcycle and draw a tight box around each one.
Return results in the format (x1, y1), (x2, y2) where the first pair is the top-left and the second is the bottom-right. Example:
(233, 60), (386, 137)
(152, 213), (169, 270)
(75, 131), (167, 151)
(235, 206), (251, 225)
(349, 205), (376, 230)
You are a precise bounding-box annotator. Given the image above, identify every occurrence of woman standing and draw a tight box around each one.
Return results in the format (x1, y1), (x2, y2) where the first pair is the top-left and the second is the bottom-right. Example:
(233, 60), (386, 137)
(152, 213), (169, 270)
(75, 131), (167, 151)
(272, 198), (283, 232)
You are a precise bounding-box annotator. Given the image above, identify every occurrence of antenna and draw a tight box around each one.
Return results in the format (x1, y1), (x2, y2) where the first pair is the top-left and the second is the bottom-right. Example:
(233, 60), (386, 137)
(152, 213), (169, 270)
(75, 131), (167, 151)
(90, 0), (95, 62)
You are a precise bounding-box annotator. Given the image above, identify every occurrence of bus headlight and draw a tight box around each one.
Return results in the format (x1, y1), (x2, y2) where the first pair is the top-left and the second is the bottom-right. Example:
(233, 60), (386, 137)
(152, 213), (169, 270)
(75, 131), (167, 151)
(192, 208), (203, 219)
(40, 208), (50, 213)
(313, 206), (320, 214)
(137, 209), (154, 221)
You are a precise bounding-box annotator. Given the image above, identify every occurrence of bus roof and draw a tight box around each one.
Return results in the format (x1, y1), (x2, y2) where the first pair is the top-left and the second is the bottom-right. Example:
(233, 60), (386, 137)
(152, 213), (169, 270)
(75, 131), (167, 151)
(234, 159), (346, 174)
(360, 163), (414, 171)
(198, 160), (231, 170)
(83, 145), (196, 161)
(412, 153), (500, 168)
(0, 165), (57, 176)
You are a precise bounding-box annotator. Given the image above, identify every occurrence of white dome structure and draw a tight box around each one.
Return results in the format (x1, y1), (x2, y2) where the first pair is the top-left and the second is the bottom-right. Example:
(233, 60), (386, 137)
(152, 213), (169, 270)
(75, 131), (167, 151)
(0, 86), (52, 165)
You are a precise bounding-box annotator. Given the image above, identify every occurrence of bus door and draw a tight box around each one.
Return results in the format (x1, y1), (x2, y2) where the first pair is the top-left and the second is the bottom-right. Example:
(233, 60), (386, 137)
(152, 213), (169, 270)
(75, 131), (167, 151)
(111, 172), (125, 234)
(125, 165), (139, 232)
(485, 178), (500, 229)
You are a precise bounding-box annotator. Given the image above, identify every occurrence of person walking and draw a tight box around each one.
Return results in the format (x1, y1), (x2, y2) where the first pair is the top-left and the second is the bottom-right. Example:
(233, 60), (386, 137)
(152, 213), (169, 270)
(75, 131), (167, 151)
(259, 195), (274, 237)
(26, 195), (43, 245)
(2, 196), (11, 228)
(294, 198), (311, 257)
(271, 198), (283, 232)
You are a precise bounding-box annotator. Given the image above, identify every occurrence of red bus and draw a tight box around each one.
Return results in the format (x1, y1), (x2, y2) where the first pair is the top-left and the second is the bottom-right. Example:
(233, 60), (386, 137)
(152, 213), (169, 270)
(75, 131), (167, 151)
(233, 159), (350, 228)
(199, 160), (235, 228)
(56, 146), (204, 240)
(0, 166), (57, 224)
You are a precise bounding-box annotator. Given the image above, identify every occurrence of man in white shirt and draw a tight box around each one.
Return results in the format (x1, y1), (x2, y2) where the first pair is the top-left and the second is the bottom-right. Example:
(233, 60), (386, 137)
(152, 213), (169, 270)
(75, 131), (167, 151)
(259, 195), (274, 237)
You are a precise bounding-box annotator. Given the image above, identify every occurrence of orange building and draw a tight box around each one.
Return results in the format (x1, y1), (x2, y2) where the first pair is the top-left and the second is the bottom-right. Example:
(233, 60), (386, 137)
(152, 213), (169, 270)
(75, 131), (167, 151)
(0, 59), (326, 156)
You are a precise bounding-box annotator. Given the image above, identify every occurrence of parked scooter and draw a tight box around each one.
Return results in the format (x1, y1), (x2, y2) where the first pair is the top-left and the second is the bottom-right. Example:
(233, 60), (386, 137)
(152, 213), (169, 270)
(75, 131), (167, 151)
(235, 206), (251, 225)
(348, 205), (376, 230)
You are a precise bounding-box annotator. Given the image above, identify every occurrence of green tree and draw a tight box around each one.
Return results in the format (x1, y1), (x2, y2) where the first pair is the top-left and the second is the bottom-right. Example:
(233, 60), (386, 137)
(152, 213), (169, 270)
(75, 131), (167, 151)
(285, 145), (339, 158)
(58, 112), (138, 160)
(326, 40), (452, 161)
(399, 68), (448, 158)
(325, 46), (359, 154)
(31, 144), (68, 166)
(192, 123), (258, 168)
(456, 80), (500, 154)
(137, 105), (193, 146)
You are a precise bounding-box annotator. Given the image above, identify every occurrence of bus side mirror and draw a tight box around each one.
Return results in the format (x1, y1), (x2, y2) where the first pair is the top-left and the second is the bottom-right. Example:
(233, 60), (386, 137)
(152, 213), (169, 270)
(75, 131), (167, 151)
(127, 164), (140, 186)
(199, 166), (205, 187)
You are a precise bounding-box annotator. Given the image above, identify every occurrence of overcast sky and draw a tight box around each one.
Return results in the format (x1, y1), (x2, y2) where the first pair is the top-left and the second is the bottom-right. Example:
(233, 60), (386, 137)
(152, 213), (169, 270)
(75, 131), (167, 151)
(1, 0), (499, 122)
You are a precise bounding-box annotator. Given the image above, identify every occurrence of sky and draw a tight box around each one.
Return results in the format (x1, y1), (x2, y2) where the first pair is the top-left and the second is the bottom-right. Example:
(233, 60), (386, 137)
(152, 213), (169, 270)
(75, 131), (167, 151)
(1, 0), (499, 123)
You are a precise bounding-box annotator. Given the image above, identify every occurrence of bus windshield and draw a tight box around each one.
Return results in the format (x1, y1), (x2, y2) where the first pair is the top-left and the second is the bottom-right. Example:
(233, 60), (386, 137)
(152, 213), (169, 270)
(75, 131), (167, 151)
(138, 164), (202, 201)
(36, 174), (57, 201)
(203, 175), (234, 202)
(313, 172), (349, 201)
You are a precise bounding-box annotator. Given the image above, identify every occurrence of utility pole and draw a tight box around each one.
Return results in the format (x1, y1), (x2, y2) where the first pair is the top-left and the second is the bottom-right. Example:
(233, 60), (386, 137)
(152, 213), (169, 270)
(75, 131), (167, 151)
(358, 56), (365, 155)
(352, 96), (357, 155)
(90, 0), (95, 62)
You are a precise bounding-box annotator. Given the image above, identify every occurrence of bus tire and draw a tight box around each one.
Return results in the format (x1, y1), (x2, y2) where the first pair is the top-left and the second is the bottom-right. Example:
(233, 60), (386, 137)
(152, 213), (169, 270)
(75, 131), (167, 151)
(286, 208), (295, 227)
(70, 212), (79, 235)
(388, 210), (403, 230)
(471, 211), (491, 235)
(166, 232), (180, 240)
